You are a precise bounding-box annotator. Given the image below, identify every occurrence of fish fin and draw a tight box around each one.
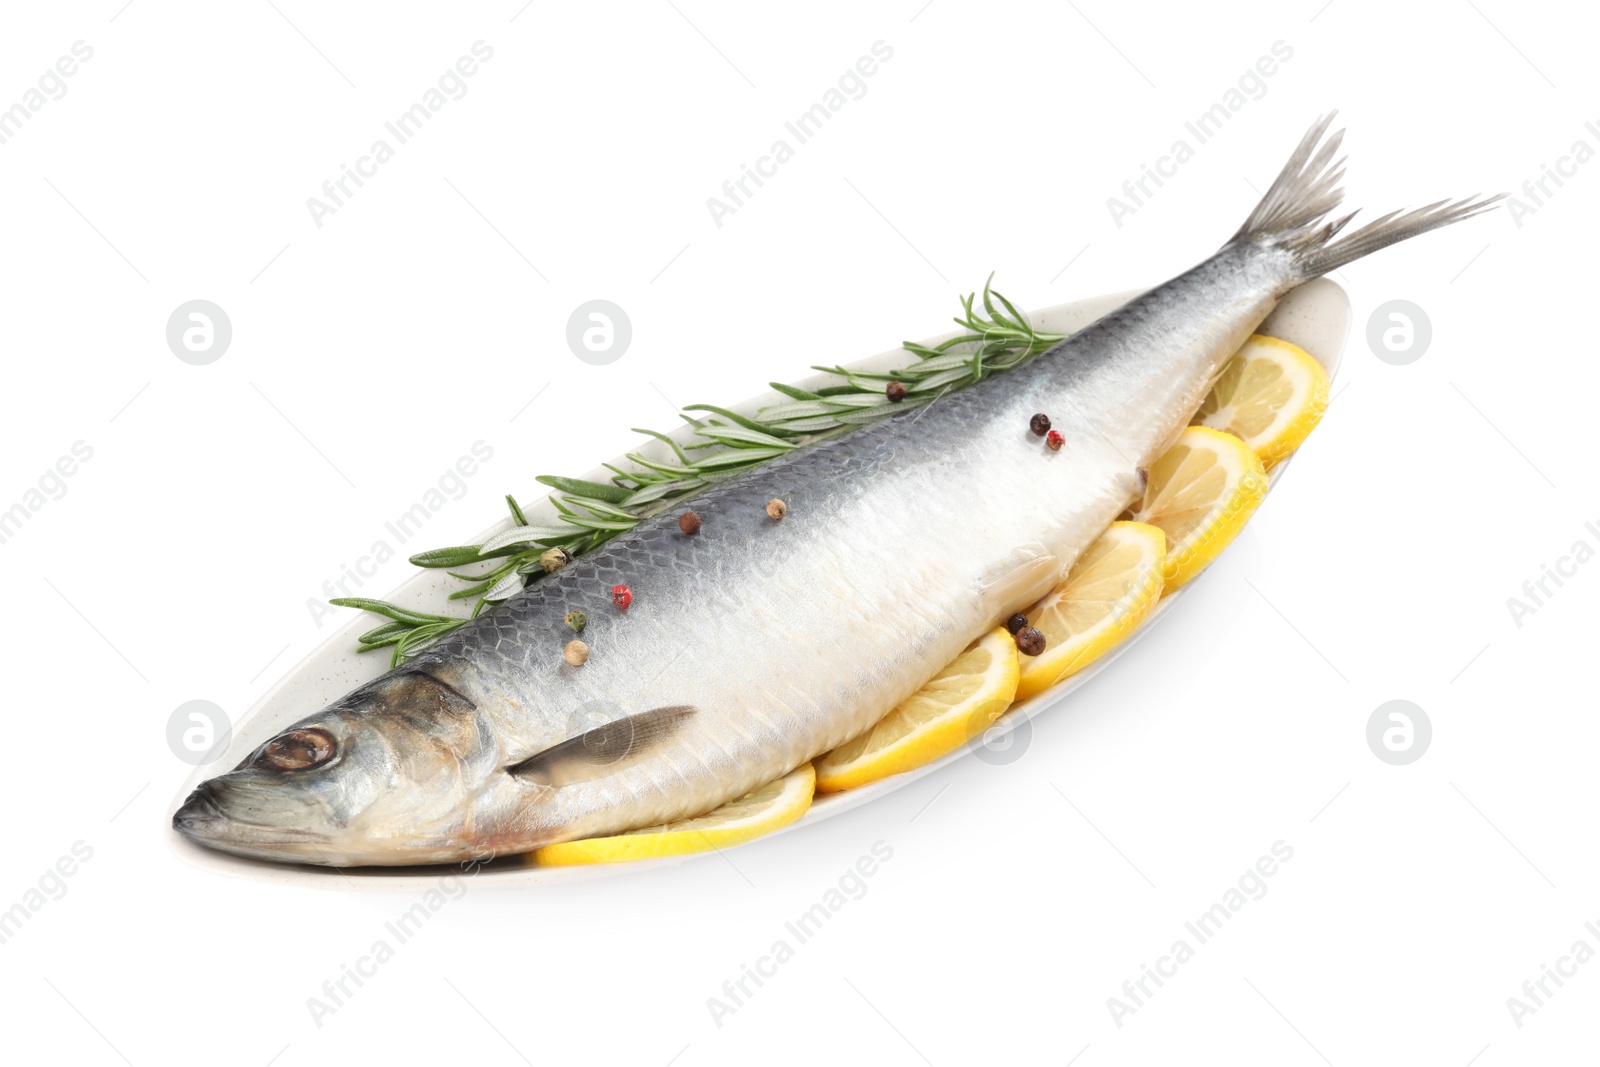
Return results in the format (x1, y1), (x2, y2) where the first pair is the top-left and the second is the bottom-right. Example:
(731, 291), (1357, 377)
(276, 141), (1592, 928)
(979, 544), (1061, 623)
(1235, 110), (1504, 279)
(506, 705), (697, 786)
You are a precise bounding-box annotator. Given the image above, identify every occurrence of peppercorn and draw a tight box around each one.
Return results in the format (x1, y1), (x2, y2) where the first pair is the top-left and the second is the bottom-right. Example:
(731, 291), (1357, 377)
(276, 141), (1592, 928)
(611, 584), (632, 610)
(564, 639), (590, 666)
(679, 511), (702, 535)
(886, 381), (908, 403)
(1005, 612), (1029, 635)
(1015, 626), (1047, 656)
(539, 546), (573, 574)
(1029, 413), (1051, 436)
(766, 498), (787, 520)
(564, 610), (587, 633)
(1045, 430), (1065, 452)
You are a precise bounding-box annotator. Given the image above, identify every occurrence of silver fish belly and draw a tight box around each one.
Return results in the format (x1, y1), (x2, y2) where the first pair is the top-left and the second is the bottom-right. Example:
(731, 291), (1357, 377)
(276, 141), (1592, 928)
(173, 114), (1500, 865)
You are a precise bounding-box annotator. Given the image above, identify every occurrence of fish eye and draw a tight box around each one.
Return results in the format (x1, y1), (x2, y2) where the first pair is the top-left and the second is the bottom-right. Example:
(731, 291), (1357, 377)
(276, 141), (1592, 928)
(258, 728), (337, 771)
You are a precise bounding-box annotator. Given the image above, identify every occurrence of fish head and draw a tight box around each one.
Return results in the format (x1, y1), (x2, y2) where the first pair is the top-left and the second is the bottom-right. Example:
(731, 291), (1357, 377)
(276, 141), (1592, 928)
(172, 670), (503, 866)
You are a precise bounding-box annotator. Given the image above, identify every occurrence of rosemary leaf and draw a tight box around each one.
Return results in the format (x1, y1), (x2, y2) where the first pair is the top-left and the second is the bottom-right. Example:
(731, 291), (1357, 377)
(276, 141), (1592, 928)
(693, 425), (796, 450)
(623, 452), (701, 478)
(562, 496), (638, 522)
(602, 462), (646, 487)
(630, 427), (692, 465)
(682, 404), (791, 437)
(755, 398), (851, 422)
(763, 415), (849, 434)
(691, 446), (791, 470)
(329, 598), (455, 626)
(409, 545), (489, 568)
(358, 620), (413, 643)
(535, 475), (633, 504)
(560, 515), (640, 532)
(622, 478), (706, 506)
(768, 381), (824, 401)
(482, 571), (525, 602)
(479, 524), (589, 554)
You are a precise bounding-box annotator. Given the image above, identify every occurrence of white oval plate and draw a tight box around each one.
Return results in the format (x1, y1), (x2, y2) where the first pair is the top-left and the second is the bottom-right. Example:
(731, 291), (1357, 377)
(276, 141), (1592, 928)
(167, 278), (1350, 889)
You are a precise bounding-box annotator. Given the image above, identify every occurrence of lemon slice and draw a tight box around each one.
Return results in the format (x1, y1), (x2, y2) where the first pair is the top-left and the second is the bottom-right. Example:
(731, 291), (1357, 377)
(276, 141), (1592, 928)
(815, 628), (1020, 793)
(1014, 522), (1166, 702)
(1129, 426), (1267, 591)
(532, 762), (816, 866)
(1192, 334), (1329, 468)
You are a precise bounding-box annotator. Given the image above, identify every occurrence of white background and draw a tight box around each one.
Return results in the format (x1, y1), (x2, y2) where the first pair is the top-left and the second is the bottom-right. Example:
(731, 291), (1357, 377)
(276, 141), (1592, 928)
(0, 1), (1594, 1064)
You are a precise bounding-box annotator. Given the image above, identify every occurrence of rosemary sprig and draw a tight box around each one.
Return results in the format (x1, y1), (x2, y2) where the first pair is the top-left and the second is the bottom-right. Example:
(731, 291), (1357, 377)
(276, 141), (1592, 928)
(337, 276), (1065, 663)
(327, 597), (471, 662)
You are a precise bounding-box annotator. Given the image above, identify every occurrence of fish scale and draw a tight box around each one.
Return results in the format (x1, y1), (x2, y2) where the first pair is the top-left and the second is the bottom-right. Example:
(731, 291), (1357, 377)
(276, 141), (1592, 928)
(172, 114), (1503, 864)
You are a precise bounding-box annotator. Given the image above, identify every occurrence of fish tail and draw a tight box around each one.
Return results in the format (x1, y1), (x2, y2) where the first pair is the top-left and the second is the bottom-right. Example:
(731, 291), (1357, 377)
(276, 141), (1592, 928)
(1235, 110), (1504, 280)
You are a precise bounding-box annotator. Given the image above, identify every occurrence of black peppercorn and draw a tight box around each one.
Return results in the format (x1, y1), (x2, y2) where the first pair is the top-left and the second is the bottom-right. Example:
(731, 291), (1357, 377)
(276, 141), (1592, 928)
(1029, 413), (1051, 436)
